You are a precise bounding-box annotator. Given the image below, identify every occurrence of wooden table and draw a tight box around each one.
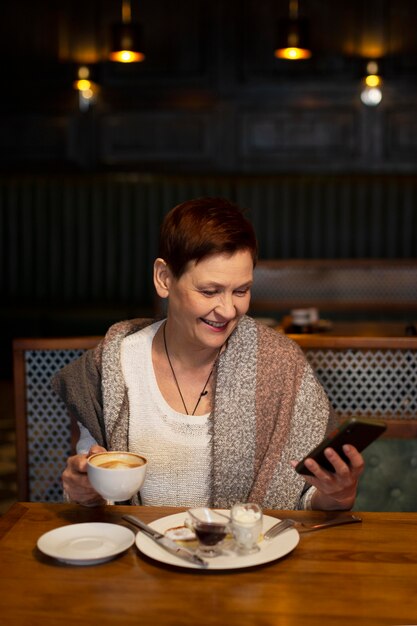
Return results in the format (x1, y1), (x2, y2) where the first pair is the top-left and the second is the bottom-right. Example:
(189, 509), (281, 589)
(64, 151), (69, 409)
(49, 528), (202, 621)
(1, 503), (417, 626)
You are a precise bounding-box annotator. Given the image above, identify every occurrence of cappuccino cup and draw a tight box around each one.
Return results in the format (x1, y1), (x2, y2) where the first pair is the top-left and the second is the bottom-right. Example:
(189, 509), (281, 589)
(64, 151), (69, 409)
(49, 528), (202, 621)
(87, 451), (147, 502)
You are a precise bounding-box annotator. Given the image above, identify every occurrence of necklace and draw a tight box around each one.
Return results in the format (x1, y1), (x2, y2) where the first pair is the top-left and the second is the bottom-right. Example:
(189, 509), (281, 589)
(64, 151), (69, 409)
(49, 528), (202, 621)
(163, 322), (221, 416)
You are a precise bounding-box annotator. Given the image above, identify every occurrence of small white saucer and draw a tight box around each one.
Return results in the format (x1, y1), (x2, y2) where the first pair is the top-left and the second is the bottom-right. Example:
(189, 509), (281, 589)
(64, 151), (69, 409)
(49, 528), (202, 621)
(37, 522), (135, 566)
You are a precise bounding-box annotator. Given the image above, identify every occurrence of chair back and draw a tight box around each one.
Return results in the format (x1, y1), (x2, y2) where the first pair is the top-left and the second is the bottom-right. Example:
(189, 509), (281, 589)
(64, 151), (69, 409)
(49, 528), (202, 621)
(13, 337), (101, 502)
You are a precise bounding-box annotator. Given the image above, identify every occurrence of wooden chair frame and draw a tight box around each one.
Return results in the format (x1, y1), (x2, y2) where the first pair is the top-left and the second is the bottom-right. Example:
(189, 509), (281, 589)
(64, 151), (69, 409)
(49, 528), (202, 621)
(13, 336), (101, 501)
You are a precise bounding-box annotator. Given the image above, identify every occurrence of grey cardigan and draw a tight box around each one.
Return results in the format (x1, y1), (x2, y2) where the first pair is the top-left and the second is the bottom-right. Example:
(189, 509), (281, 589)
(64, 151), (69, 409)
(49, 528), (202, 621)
(52, 316), (334, 509)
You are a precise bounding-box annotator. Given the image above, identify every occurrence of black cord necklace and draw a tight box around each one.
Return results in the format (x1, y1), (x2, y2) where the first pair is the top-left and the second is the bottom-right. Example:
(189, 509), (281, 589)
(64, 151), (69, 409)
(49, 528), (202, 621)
(163, 322), (221, 416)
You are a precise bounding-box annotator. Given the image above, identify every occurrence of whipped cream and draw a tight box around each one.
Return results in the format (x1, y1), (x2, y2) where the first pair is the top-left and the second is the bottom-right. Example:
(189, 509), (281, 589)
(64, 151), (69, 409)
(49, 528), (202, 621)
(232, 506), (262, 525)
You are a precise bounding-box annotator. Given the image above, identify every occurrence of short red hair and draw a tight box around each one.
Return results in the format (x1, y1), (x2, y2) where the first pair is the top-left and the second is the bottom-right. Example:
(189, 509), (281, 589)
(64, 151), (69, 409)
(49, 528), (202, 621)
(159, 197), (258, 278)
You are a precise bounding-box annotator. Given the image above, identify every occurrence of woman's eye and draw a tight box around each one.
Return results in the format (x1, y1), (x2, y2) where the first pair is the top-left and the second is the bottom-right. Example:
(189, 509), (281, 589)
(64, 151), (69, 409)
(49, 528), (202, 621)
(234, 288), (250, 296)
(199, 287), (250, 297)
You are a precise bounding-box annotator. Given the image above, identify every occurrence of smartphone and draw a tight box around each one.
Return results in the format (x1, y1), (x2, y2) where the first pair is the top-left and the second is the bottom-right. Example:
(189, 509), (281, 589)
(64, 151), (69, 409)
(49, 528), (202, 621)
(295, 417), (386, 476)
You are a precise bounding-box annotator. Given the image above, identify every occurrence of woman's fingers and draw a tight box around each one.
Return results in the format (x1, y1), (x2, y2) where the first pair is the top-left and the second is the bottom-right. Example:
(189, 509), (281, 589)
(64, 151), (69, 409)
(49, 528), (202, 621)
(294, 445), (365, 509)
(62, 451), (106, 506)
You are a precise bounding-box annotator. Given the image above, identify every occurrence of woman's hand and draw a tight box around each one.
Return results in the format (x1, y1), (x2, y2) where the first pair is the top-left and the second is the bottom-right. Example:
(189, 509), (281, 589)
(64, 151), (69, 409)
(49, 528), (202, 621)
(62, 444), (107, 506)
(293, 444), (365, 510)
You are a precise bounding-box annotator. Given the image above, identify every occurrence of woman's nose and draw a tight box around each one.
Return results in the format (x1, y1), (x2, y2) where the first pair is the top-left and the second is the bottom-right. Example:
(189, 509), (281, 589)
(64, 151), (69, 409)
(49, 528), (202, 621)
(215, 294), (236, 318)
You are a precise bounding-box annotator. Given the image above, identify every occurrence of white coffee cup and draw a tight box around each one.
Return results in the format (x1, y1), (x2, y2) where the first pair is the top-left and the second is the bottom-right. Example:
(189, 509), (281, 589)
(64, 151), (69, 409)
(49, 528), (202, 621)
(87, 451), (147, 502)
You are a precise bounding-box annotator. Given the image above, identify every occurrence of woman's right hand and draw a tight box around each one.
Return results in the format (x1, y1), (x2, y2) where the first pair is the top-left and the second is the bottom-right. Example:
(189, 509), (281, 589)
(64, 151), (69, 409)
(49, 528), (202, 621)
(62, 444), (107, 506)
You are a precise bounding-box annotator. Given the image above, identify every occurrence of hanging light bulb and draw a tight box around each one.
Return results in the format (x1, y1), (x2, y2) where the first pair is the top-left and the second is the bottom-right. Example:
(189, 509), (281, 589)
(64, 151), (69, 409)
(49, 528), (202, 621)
(360, 60), (383, 106)
(274, 0), (312, 61)
(109, 0), (145, 63)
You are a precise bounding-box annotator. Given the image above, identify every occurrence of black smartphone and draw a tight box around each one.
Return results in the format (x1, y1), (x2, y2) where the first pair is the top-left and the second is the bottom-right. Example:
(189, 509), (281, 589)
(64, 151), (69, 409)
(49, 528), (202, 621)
(295, 417), (387, 476)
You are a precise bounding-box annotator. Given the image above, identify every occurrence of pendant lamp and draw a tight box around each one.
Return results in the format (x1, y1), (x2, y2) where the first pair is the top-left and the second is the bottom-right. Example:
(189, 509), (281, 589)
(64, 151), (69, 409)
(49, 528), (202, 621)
(274, 0), (312, 61)
(109, 0), (145, 63)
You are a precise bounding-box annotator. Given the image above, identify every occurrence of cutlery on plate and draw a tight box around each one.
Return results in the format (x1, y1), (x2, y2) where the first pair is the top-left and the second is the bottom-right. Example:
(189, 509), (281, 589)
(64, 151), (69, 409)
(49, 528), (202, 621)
(264, 514), (362, 540)
(122, 514), (208, 568)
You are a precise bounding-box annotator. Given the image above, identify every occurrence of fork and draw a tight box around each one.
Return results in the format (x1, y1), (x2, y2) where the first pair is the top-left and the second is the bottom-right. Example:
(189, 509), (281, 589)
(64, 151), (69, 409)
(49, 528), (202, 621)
(263, 514), (362, 540)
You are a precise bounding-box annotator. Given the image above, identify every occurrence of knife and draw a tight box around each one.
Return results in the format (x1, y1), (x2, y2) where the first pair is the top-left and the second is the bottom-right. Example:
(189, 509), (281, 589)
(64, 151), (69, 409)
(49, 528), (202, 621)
(122, 514), (208, 568)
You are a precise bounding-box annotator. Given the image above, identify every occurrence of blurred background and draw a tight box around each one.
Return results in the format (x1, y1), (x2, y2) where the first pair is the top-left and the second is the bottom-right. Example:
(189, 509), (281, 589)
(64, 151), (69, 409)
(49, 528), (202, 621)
(1, 0), (417, 510)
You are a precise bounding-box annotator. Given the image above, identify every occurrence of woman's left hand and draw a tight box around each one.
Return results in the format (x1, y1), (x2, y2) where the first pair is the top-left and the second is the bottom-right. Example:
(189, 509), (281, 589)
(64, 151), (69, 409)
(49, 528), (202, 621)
(292, 444), (365, 510)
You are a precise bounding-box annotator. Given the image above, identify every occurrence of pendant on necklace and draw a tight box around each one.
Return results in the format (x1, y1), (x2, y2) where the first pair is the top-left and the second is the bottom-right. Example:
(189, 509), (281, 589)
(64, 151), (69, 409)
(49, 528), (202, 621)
(163, 322), (220, 415)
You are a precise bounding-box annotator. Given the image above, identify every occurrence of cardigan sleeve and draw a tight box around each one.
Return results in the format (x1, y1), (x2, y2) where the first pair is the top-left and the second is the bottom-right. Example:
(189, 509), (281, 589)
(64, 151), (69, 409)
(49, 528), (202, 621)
(51, 348), (108, 448)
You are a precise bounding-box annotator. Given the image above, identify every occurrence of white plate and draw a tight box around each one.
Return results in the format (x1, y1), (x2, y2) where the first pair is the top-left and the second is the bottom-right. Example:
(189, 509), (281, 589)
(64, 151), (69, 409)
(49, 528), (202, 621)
(37, 523), (135, 565)
(135, 511), (299, 570)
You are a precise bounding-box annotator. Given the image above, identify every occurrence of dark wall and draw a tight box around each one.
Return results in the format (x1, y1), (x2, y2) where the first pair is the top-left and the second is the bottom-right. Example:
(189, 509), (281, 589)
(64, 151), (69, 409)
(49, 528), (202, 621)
(1, 0), (417, 174)
(1, 1), (417, 375)
(2, 171), (416, 314)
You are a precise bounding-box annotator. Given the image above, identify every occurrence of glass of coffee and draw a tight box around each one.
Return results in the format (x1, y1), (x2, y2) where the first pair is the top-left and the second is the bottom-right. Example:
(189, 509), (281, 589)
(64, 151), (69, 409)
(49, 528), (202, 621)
(187, 507), (229, 557)
(87, 451), (147, 504)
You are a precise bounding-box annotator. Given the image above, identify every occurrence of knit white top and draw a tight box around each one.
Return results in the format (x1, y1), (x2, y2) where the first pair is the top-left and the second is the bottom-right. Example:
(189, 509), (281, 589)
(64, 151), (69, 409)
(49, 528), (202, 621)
(120, 320), (211, 507)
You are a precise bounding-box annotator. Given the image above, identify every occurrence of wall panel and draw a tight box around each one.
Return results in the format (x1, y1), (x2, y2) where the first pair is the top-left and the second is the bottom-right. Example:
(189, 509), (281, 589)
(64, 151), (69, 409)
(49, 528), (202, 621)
(99, 112), (218, 166)
(1, 174), (416, 313)
(239, 108), (359, 168)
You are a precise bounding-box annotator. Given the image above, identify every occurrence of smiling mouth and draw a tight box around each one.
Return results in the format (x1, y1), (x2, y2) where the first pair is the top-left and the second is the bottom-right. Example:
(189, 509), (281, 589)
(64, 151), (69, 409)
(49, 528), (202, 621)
(201, 318), (229, 329)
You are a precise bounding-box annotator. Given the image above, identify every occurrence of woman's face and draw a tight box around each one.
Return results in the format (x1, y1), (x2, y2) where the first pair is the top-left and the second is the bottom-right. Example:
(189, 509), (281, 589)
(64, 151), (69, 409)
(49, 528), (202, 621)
(165, 249), (254, 351)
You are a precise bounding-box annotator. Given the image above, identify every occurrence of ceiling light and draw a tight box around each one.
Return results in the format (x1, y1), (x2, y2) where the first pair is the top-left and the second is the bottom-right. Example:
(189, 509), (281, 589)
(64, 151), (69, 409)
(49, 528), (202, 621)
(109, 0), (145, 63)
(274, 0), (312, 61)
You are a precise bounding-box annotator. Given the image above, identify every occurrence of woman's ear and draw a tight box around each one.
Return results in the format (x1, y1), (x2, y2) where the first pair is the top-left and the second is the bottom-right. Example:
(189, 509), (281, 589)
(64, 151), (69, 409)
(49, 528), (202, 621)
(153, 258), (172, 298)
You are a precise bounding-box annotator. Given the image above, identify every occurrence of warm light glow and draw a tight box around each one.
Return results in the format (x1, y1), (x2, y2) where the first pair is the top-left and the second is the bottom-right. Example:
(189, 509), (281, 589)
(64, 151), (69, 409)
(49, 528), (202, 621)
(365, 74), (381, 88)
(78, 66), (90, 79)
(74, 79), (92, 91)
(109, 49), (145, 63)
(109, 0), (145, 63)
(366, 61), (379, 75)
(360, 43), (384, 60)
(275, 46), (312, 60)
(82, 89), (94, 100)
(274, 0), (312, 61)
(72, 66), (99, 110)
(361, 60), (383, 106)
(289, 0), (299, 20)
(122, 0), (132, 23)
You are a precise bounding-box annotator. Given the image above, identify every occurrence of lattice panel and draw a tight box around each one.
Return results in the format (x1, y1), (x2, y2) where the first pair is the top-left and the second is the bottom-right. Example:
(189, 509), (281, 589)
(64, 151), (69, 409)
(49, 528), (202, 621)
(25, 349), (85, 502)
(23, 346), (417, 502)
(304, 349), (417, 418)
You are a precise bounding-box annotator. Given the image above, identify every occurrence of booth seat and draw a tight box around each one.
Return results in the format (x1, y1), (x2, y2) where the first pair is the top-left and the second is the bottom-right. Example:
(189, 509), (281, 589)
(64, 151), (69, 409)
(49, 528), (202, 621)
(357, 440), (417, 511)
(13, 333), (417, 510)
(291, 333), (417, 511)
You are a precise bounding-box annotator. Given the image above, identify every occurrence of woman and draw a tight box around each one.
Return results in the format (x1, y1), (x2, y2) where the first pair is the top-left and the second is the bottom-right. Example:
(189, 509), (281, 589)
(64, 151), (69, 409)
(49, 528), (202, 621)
(52, 197), (364, 509)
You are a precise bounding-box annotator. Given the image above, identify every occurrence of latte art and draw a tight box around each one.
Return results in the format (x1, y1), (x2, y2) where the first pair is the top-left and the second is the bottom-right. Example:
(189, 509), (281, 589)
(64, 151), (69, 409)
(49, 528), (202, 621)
(91, 456), (145, 470)
(87, 451), (147, 502)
